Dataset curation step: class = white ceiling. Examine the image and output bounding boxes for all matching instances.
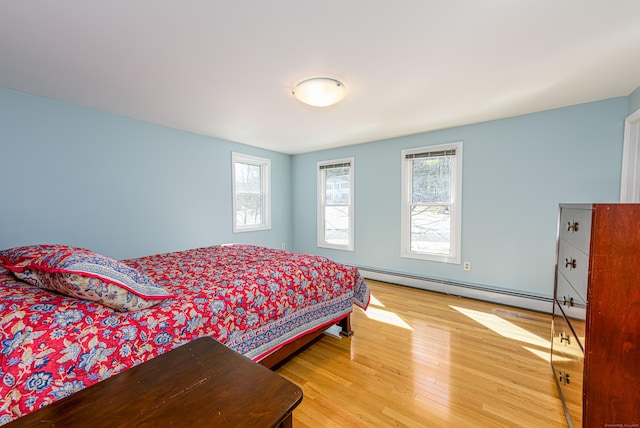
[1,1,640,155]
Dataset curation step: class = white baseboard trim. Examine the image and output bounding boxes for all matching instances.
[357,267,553,314]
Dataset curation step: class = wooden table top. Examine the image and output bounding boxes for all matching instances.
[7,337,303,427]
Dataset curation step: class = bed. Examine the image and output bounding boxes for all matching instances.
[0,243,370,425]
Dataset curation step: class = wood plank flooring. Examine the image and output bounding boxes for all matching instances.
[275,280,567,427]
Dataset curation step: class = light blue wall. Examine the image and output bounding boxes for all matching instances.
[0,85,629,299]
[292,98,628,298]
[629,85,640,114]
[0,87,292,260]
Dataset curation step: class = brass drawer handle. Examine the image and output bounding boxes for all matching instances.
[567,221,579,232]
[562,296,574,307]
[560,332,571,345]
[565,258,577,269]
[559,372,571,385]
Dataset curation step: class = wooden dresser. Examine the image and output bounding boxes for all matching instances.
[551,204,640,428]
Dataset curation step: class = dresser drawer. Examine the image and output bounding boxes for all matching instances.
[559,207,592,254]
[553,349,584,428]
[555,271,587,324]
[555,275,586,351]
[557,240,588,299]
[552,305,583,355]
[551,307,584,427]
[555,274,587,351]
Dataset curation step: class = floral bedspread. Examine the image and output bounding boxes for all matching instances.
[0,244,369,424]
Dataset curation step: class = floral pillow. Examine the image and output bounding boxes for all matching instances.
[0,244,174,311]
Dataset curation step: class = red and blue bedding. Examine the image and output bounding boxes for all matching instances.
[0,244,369,424]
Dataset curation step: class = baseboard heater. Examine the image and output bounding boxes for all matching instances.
[357,266,553,314]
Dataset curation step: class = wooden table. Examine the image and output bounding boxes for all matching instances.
[7,337,303,427]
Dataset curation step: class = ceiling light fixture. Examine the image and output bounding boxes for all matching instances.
[292,77,346,107]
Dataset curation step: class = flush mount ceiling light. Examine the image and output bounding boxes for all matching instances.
[292,77,346,107]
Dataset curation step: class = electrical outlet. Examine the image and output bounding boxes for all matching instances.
[463,261,471,271]
[281,242,286,250]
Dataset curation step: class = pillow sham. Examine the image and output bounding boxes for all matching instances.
[0,244,174,311]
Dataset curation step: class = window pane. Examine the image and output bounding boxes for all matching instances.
[324,205,350,245]
[412,157,451,204]
[236,194,263,226]
[410,205,451,255]
[325,167,350,204]
[235,163,262,193]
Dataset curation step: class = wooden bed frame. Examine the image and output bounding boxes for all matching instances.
[258,314,353,368]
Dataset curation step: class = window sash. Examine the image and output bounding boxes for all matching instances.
[235,193,264,226]
[317,158,354,251]
[409,203,452,255]
[410,155,453,205]
[401,143,462,263]
[232,153,270,232]
[323,204,350,246]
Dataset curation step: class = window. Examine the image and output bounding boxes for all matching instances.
[401,142,462,263]
[317,157,354,251]
[232,152,270,232]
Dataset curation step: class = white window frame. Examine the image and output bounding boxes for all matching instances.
[232,152,271,233]
[620,107,640,202]
[401,142,462,263]
[317,157,355,251]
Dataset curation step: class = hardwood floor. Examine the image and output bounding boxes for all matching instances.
[275,280,567,427]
